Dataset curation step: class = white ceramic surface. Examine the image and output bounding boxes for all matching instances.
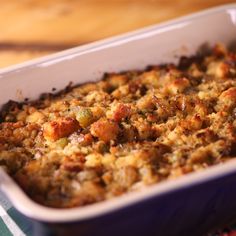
[0,3,236,223]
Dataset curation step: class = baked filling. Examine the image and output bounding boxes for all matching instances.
[0,44,236,208]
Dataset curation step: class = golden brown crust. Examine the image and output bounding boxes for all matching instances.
[1,44,236,208]
[43,117,80,141]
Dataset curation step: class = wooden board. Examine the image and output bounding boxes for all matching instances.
[0,0,235,68]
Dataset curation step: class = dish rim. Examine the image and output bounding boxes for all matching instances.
[0,3,235,75]
[0,3,236,222]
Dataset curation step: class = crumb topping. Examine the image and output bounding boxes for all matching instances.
[0,44,236,208]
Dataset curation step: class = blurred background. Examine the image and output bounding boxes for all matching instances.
[0,0,235,68]
[1,1,236,235]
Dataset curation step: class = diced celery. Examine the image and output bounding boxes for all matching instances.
[76,108,93,128]
[57,137,68,148]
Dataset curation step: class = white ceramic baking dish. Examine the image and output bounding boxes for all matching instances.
[1,4,236,236]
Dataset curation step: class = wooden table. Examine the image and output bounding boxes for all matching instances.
[0,0,235,68]
[1,1,236,235]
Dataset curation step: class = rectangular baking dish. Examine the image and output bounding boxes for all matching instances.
[1,4,236,236]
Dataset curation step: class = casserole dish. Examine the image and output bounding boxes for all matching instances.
[1,4,236,235]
